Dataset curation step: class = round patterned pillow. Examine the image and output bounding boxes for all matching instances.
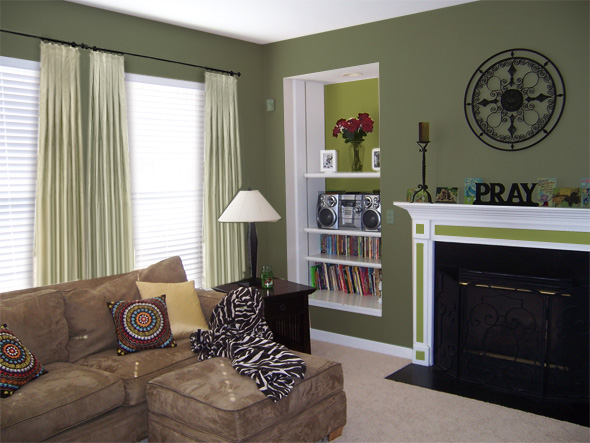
[107,295,176,355]
[0,324,47,397]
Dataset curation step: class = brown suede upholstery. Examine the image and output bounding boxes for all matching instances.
[1,362,124,442]
[76,339,200,406]
[0,257,346,442]
[146,353,347,442]
[0,289,69,364]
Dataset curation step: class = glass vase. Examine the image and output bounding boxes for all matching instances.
[349,141,364,172]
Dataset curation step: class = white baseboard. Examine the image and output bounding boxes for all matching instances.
[310,328,413,359]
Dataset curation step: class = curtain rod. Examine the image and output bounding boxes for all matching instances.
[0,29,241,77]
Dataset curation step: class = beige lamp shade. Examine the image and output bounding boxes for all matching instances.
[218,190,281,223]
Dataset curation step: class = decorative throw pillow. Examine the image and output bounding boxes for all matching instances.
[0,324,47,397]
[107,296,176,356]
[136,281,209,339]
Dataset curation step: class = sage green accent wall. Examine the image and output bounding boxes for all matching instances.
[324,79,380,192]
[435,226,590,245]
[2,0,588,349]
[0,0,271,279]
[415,243,424,344]
[262,1,588,348]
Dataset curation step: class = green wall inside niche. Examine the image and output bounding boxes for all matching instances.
[324,78,380,193]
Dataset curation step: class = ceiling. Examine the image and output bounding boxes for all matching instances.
[65,0,478,45]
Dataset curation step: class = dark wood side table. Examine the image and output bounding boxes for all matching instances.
[213,278,314,354]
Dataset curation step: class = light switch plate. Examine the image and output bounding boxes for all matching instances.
[386,209,394,224]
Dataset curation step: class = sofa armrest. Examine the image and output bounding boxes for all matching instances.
[196,289,224,324]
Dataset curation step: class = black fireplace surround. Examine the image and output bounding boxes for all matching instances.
[389,242,589,426]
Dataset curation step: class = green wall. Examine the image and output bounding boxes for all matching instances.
[0,0,269,281]
[324,79,380,193]
[262,0,589,347]
[2,0,588,349]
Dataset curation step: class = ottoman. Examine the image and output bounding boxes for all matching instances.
[146,352,346,442]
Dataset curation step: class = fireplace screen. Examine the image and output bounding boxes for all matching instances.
[434,243,589,402]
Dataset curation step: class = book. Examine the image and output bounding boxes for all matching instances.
[581,178,590,208]
[537,178,556,206]
[464,178,482,204]
[552,187,581,208]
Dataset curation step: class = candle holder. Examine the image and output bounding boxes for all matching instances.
[411,141,433,203]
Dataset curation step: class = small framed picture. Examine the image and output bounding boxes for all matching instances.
[371,148,380,171]
[320,150,337,172]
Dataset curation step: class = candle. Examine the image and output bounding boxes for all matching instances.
[418,122,430,142]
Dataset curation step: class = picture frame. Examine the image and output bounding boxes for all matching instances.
[435,187,458,204]
[320,149,337,172]
[371,148,380,171]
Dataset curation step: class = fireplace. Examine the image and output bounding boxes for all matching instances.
[434,242,589,401]
[390,203,590,425]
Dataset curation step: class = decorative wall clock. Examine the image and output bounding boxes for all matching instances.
[464,48,565,151]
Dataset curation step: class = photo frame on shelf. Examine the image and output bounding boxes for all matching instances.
[371,148,380,171]
[320,149,337,172]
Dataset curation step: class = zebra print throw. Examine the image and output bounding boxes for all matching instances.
[190,286,306,401]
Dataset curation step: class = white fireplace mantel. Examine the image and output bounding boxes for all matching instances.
[394,202,590,366]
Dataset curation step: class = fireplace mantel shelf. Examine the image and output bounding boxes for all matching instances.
[394,201,590,367]
[394,202,590,232]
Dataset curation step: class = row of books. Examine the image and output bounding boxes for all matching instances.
[310,263,382,297]
[320,234,381,259]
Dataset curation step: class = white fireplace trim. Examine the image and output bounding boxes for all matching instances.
[394,202,590,366]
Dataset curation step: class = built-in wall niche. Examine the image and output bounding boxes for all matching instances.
[284,63,383,316]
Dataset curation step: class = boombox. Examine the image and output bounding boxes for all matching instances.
[316,193,340,229]
[316,193,381,231]
[361,194,381,231]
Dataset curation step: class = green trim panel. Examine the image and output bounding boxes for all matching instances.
[415,350,425,361]
[415,243,424,343]
[416,224,425,235]
[435,225,590,245]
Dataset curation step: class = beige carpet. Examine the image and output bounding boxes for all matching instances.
[310,339,589,443]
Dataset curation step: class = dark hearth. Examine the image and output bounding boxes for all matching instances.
[387,242,589,427]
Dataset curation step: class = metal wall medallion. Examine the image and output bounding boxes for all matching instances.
[464,49,565,151]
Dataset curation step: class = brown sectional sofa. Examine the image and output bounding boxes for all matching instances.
[0,257,346,442]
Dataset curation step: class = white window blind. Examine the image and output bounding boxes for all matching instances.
[0,57,40,292]
[126,74,205,287]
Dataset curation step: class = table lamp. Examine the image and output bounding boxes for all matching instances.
[218,189,281,286]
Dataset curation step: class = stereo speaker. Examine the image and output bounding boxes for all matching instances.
[316,194,339,229]
[362,194,381,231]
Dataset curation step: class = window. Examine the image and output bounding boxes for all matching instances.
[0,57,40,292]
[0,59,205,292]
[126,74,205,287]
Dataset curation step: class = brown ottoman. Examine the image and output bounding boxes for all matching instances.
[146,352,346,442]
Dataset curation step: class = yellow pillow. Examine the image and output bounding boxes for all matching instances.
[136,281,208,339]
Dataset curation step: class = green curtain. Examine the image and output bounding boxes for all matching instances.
[203,72,246,288]
[86,51,134,278]
[34,42,86,286]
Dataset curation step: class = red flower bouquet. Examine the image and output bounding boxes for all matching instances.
[332,113,374,143]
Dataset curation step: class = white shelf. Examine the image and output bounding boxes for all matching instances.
[309,290,382,317]
[305,172,380,179]
[306,253,381,269]
[305,227,381,238]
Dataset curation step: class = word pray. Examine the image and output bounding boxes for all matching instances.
[474,183,538,206]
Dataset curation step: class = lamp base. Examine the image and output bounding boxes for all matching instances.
[237,277,262,287]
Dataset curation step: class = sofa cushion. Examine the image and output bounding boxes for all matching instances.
[0,324,47,397]
[64,256,189,363]
[0,361,124,442]
[138,255,188,283]
[146,352,345,442]
[108,295,177,356]
[0,289,69,364]
[64,272,140,362]
[75,338,199,406]
[137,281,209,339]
